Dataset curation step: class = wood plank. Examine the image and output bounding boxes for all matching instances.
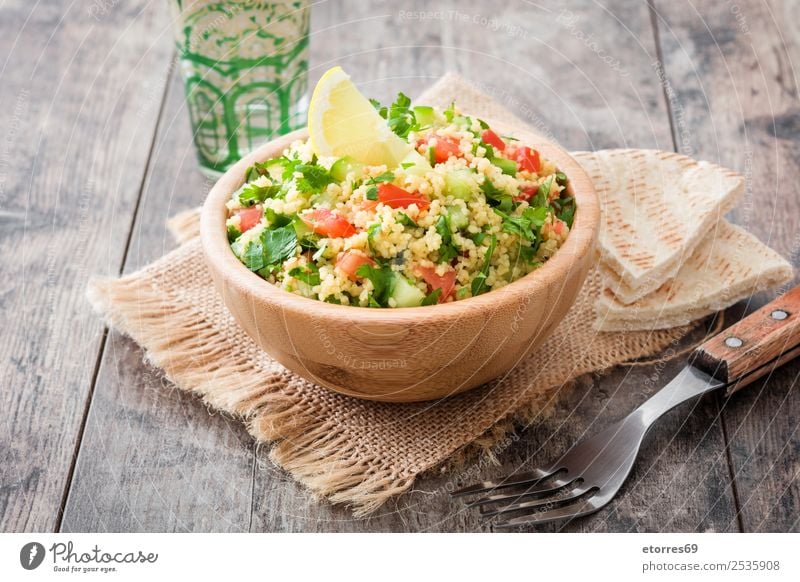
[60,72,256,532]
[653,0,800,532]
[244,0,739,532]
[0,0,174,532]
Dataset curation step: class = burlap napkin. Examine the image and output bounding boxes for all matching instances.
[88,74,695,515]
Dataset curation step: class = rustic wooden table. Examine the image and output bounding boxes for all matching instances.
[2,0,798,533]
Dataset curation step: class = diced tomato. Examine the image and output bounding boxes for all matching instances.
[481,129,505,151]
[336,250,375,280]
[514,185,539,203]
[418,135,462,164]
[237,206,263,232]
[514,146,541,173]
[302,208,357,238]
[376,183,430,211]
[415,266,457,302]
[554,220,565,235]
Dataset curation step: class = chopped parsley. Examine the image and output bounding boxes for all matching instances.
[239,225,298,271]
[227,223,242,243]
[289,263,321,286]
[371,93,416,139]
[356,263,395,307]
[480,179,514,212]
[435,215,459,263]
[471,235,497,297]
[494,206,548,241]
[236,182,281,206]
[295,163,334,195]
[421,288,442,306]
[397,212,418,228]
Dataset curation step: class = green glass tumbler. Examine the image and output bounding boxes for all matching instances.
[170,0,310,176]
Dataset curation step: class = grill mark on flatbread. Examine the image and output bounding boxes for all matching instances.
[573,149,745,300]
[594,221,793,331]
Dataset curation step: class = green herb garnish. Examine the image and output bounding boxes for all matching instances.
[240,225,298,271]
[421,288,442,306]
[356,263,396,307]
[295,164,334,195]
[236,182,281,206]
[371,93,416,139]
[471,235,496,297]
[480,179,514,212]
[289,263,321,286]
[397,212,418,228]
[227,223,242,243]
[435,215,459,263]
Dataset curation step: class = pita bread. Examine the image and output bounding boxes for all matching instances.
[594,220,793,332]
[573,149,744,304]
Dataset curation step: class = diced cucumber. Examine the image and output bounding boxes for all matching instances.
[492,157,518,176]
[447,205,469,230]
[291,214,312,238]
[444,168,475,201]
[266,161,285,182]
[330,156,364,182]
[452,115,471,129]
[311,189,338,208]
[413,105,436,127]
[400,149,432,176]
[390,274,425,307]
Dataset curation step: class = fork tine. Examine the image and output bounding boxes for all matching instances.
[450,467,556,498]
[493,496,605,529]
[467,477,575,509]
[480,485,592,517]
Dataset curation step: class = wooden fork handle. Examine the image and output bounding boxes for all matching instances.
[692,284,800,394]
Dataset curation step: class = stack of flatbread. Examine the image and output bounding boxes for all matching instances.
[572,149,794,332]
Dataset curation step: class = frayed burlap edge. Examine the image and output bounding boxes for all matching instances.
[87,268,419,515]
[86,73,705,515]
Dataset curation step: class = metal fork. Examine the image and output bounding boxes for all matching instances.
[452,286,800,529]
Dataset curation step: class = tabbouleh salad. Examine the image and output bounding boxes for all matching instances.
[225,96,575,308]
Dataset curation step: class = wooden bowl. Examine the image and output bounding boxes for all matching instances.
[200,120,599,402]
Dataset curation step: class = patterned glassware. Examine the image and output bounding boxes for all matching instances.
[170,0,310,176]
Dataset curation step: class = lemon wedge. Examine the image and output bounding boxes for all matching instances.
[308,66,412,167]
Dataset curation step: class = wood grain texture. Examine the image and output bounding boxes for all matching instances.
[694,284,800,387]
[0,0,173,531]
[245,0,740,532]
[59,74,255,533]
[653,0,800,532]
[5,0,797,533]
